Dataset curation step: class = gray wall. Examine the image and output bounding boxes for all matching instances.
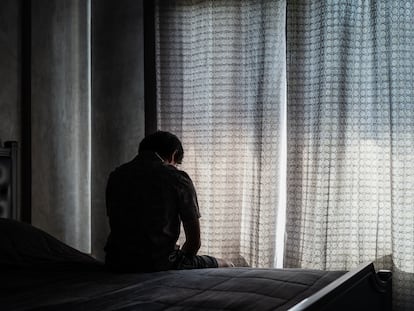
[91,0,145,259]
[0,0,22,144]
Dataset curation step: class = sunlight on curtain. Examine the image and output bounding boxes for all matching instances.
[285,1,414,309]
[155,0,286,268]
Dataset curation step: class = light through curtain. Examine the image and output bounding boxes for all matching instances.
[155,0,286,267]
[285,1,414,309]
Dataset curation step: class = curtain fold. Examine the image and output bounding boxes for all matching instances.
[155,0,286,268]
[91,0,145,261]
[285,1,413,309]
[31,0,91,253]
[30,0,146,258]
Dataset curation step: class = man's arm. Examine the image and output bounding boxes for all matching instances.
[181,218,201,256]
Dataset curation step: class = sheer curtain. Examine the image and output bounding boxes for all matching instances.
[155,0,286,267]
[285,1,414,309]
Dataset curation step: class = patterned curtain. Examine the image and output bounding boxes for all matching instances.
[285,1,414,309]
[155,0,286,268]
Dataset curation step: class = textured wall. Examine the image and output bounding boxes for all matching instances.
[0,0,21,144]
[91,0,145,260]
[31,0,91,252]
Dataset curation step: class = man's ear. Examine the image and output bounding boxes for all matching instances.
[171,149,178,163]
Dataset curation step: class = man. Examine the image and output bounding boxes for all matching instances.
[104,131,232,272]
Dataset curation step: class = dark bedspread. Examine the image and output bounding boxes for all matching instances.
[2,265,345,311]
[0,219,345,311]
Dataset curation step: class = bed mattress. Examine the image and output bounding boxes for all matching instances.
[2,264,345,310]
[0,218,345,311]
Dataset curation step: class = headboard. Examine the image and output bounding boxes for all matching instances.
[0,141,18,219]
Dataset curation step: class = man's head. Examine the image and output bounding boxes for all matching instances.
[139,131,184,165]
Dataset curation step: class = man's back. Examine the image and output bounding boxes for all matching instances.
[104,150,200,272]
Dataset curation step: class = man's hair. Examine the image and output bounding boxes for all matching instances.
[138,131,184,164]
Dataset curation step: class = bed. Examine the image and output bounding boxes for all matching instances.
[0,218,391,311]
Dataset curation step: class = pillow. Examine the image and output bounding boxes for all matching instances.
[0,218,100,267]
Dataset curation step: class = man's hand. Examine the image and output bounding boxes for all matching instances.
[181,218,201,256]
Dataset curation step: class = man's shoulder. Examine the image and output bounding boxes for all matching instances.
[109,160,179,180]
[109,160,137,176]
[108,158,192,183]
[170,169,196,191]
[174,169,191,180]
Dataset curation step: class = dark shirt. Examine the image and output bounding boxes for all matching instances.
[104,151,200,272]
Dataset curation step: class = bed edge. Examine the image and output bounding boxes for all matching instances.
[287,262,392,311]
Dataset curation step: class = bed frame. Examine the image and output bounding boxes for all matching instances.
[290,262,392,310]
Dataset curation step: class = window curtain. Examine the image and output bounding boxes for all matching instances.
[31,0,92,253]
[155,0,286,267]
[91,0,145,260]
[30,0,146,258]
[285,1,413,309]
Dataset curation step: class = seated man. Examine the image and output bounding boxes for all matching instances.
[104,131,233,272]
